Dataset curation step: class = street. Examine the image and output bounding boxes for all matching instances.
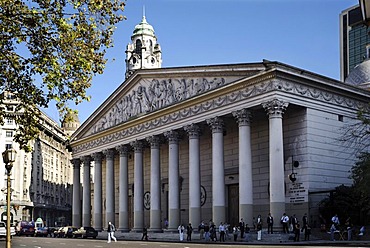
[5,236,369,248]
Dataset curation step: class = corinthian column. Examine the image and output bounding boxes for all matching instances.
[147,135,162,232]
[262,98,289,228]
[206,117,225,225]
[103,149,116,226]
[164,130,180,231]
[116,145,130,232]
[82,156,92,227]
[92,152,103,231]
[184,124,201,228]
[71,158,81,227]
[233,109,253,227]
[131,140,144,232]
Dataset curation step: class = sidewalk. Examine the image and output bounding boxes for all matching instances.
[97,229,370,246]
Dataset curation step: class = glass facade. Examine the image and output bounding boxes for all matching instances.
[340,5,370,81]
[348,25,370,72]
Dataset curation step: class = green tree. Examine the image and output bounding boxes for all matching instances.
[350,152,370,203]
[0,0,126,151]
[319,153,370,226]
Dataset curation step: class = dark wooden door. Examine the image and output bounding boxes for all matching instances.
[228,184,239,226]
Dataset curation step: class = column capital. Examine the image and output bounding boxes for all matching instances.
[92,152,103,162]
[116,145,129,156]
[103,149,115,160]
[71,158,81,168]
[82,155,92,165]
[262,99,289,118]
[147,135,161,149]
[184,124,201,138]
[130,140,144,152]
[206,117,224,133]
[164,130,180,144]
[233,109,252,126]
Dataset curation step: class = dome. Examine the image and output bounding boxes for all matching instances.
[132,16,155,37]
[61,111,80,133]
[345,59,370,87]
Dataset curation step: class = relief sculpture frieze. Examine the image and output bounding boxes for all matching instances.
[89,77,228,134]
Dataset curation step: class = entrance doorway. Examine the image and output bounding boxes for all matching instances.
[228,184,239,226]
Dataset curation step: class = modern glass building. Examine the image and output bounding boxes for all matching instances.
[340,4,370,81]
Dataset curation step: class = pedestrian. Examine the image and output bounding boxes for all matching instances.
[281,213,289,234]
[291,214,298,234]
[330,223,336,241]
[209,222,217,241]
[219,222,225,242]
[331,214,340,227]
[267,212,273,234]
[239,218,245,239]
[204,223,210,242]
[178,224,185,241]
[224,222,230,240]
[107,221,117,243]
[232,225,239,241]
[256,215,262,241]
[345,217,353,241]
[294,222,300,242]
[164,218,168,229]
[304,224,311,241]
[301,213,308,240]
[141,226,148,241]
[186,223,193,241]
[198,221,205,240]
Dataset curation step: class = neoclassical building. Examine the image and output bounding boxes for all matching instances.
[69,16,370,232]
[0,92,79,226]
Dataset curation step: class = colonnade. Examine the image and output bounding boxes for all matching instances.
[71,99,288,232]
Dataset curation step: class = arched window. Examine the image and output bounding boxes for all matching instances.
[135,39,142,57]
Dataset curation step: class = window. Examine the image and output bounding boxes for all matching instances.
[5,131,13,137]
[5,144,12,150]
[135,39,142,56]
[6,106,14,111]
[6,118,13,125]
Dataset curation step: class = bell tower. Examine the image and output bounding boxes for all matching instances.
[125,14,162,79]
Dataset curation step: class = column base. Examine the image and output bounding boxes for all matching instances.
[117,228,130,232]
[213,205,225,226]
[239,203,253,226]
[270,201,285,229]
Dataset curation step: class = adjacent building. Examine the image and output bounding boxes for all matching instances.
[69,15,370,232]
[0,91,79,227]
[340,4,370,81]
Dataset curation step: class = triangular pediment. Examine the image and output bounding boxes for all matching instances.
[72,63,266,140]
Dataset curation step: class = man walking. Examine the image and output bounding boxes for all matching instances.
[107,221,117,243]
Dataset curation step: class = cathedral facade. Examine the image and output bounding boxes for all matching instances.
[69,16,370,232]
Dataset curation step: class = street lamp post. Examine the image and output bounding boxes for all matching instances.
[2,148,17,248]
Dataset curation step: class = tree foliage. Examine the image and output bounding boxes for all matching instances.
[319,153,370,226]
[318,184,370,226]
[350,152,370,201]
[0,0,126,151]
[340,108,370,155]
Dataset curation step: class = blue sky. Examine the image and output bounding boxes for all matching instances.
[44,0,359,124]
